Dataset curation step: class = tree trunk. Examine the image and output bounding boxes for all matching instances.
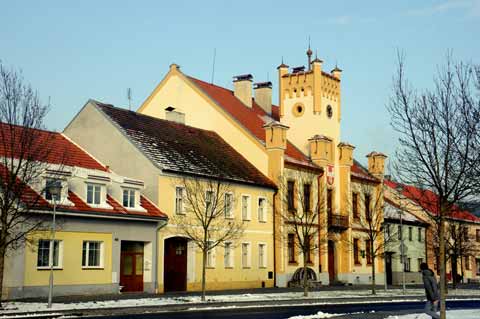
[303,252,309,297]
[0,245,5,309]
[371,255,376,295]
[451,255,458,289]
[201,248,207,302]
[439,216,446,319]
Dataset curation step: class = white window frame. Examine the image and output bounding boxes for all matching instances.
[36,239,63,269]
[86,183,102,206]
[206,240,216,268]
[258,243,267,268]
[122,188,136,208]
[257,197,267,223]
[241,195,251,221]
[224,241,234,268]
[82,241,104,269]
[242,242,251,268]
[175,186,185,215]
[224,192,234,219]
[205,190,215,214]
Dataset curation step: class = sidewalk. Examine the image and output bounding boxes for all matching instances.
[1,285,479,318]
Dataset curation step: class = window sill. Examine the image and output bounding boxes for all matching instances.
[242,219,251,222]
[224,266,234,269]
[354,262,362,266]
[225,216,234,220]
[288,261,298,266]
[206,266,216,269]
[259,266,267,269]
[82,266,104,270]
[37,267,63,270]
[242,266,251,269]
[259,220,267,223]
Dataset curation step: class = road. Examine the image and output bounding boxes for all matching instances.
[85,299,480,319]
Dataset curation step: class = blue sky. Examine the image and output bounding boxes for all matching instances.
[1,0,479,164]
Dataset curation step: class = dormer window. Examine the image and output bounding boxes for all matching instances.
[87,184,101,205]
[123,188,136,208]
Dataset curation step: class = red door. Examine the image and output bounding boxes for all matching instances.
[328,241,335,284]
[120,252,144,292]
[164,237,187,292]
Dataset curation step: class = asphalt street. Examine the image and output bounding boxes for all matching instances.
[84,299,480,319]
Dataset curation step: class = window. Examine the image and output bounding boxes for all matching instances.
[408,227,413,241]
[242,195,251,220]
[287,181,295,211]
[82,241,103,268]
[206,241,215,268]
[326,105,333,118]
[86,184,101,205]
[305,235,313,263]
[242,243,251,268]
[175,187,184,214]
[366,240,372,265]
[224,193,233,218]
[258,243,267,268]
[465,256,471,270]
[476,229,480,242]
[45,179,62,201]
[365,194,371,221]
[398,225,402,240]
[205,190,214,214]
[327,189,333,215]
[385,224,391,240]
[353,239,360,265]
[224,242,233,268]
[418,228,422,242]
[418,258,423,271]
[476,258,480,275]
[288,234,296,263]
[37,240,61,268]
[123,189,135,208]
[463,228,469,241]
[405,257,411,272]
[352,193,359,219]
[303,184,311,212]
[258,197,267,222]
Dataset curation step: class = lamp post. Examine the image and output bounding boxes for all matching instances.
[399,209,406,294]
[47,182,62,309]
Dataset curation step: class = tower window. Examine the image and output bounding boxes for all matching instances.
[327,105,333,118]
[292,103,305,117]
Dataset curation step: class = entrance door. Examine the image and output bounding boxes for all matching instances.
[164,237,188,292]
[328,240,335,284]
[120,242,144,292]
[385,253,393,285]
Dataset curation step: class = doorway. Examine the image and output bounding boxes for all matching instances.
[120,241,144,292]
[164,237,188,292]
[385,252,393,285]
[328,240,336,284]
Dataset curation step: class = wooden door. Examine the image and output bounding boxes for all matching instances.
[328,241,335,284]
[164,237,187,292]
[120,252,144,292]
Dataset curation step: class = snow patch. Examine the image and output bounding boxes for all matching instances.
[288,311,342,318]
[384,309,480,319]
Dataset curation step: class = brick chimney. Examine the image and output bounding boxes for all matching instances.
[233,74,253,108]
[254,82,272,115]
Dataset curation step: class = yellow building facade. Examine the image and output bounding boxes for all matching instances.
[138,49,387,286]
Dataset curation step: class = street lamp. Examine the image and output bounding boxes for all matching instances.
[47,181,62,309]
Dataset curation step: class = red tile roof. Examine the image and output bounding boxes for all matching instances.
[351,160,380,183]
[187,76,319,170]
[385,179,480,223]
[0,123,107,171]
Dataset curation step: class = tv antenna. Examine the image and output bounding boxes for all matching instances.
[127,88,132,110]
[211,48,216,84]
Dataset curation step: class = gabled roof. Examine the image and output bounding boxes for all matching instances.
[186,76,320,171]
[92,101,276,189]
[0,122,107,171]
[384,179,480,223]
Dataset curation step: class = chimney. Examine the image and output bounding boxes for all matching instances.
[233,74,253,108]
[366,151,388,179]
[254,82,272,115]
[165,106,185,124]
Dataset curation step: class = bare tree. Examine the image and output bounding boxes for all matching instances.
[0,61,66,305]
[277,170,325,297]
[387,52,480,319]
[348,181,394,295]
[171,176,245,301]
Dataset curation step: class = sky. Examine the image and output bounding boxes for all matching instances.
[1,0,479,165]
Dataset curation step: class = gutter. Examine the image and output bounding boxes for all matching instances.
[31,209,167,222]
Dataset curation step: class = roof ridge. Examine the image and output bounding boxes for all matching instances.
[0,121,60,136]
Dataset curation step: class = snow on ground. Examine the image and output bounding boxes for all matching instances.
[1,289,480,315]
[287,311,343,318]
[384,309,480,319]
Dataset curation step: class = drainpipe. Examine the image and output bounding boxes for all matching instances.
[153,219,168,294]
[273,189,277,288]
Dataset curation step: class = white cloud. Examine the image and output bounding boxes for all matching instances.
[407,0,480,18]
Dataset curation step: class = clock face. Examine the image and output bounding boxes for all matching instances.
[327,105,333,118]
